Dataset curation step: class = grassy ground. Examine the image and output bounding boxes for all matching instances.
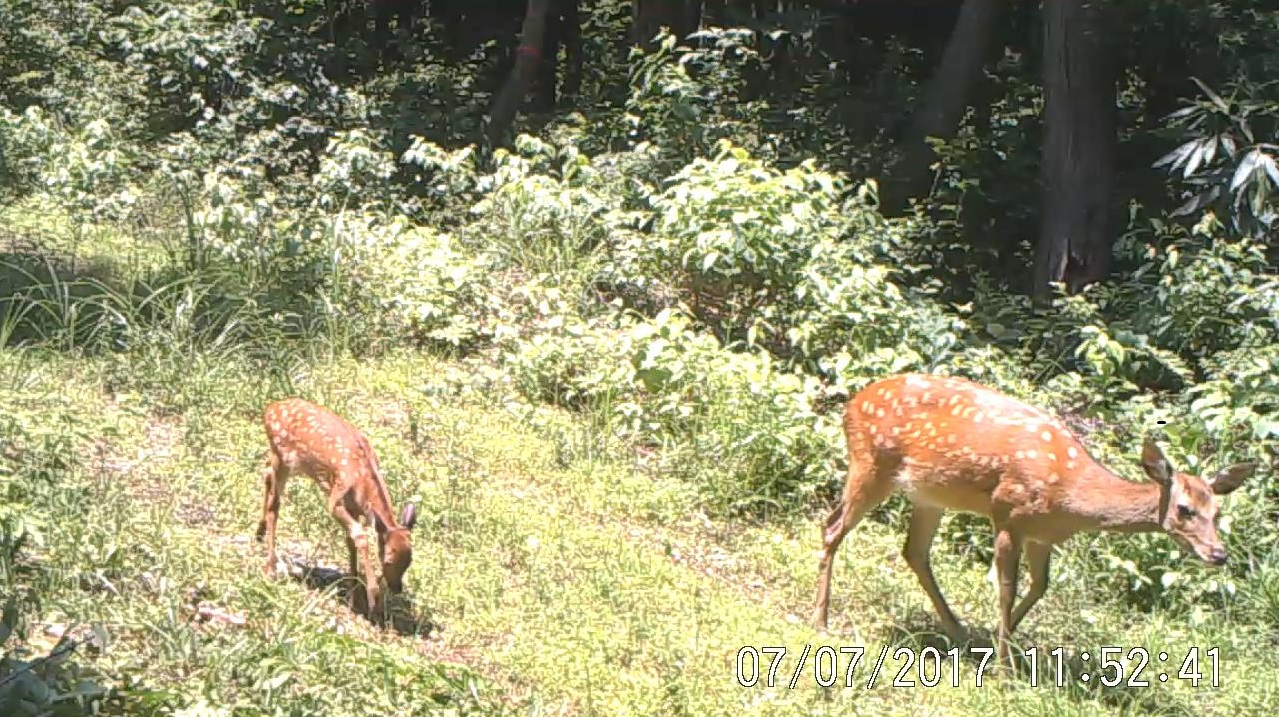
[1,199,1274,716]
[2,343,1275,717]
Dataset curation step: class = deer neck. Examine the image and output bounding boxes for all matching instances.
[1067,466,1166,534]
[355,470,401,536]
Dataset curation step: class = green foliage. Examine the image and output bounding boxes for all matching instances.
[507,305,842,515]
[0,390,121,716]
[605,140,963,387]
[1141,1,1279,240]
[622,29,769,167]
[105,0,273,136]
[333,214,501,352]
[0,109,139,220]
[0,602,112,717]
[1155,77,1279,239]
[466,135,612,282]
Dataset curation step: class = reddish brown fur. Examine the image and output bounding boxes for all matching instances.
[256,398,418,622]
[813,373,1254,665]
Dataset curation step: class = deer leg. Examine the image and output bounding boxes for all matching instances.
[902,504,966,641]
[1009,541,1051,635]
[343,533,364,613]
[812,451,893,630]
[328,496,380,620]
[993,528,1022,667]
[256,451,287,577]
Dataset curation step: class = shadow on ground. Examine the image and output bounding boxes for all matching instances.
[280,555,438,638]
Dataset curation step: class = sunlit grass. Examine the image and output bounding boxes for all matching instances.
[6,347,1269,716]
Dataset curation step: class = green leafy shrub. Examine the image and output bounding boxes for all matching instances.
[507,306,844,515]
[0,109,139,221]
[0,599,113,717]
[464,135,613,283]
[335,214,501,352]
[605,141,964,385]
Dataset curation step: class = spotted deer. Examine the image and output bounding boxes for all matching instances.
[813,373,1254,665]
[256,398,418,622]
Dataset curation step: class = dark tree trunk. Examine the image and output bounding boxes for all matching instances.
[704,0,724,26]
[881,0,999,215]
[485,0,551,147]
[431,0,464,61]
[1034,0,1118,300]
[563,0,583,100]
[532,0,562,112]
[685,0,703,34]
[397,0,416,33]
[831,0,858,84]
[374,0,391,60]
[632,0,690,48]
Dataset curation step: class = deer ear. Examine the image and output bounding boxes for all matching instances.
[1140,437,1173,485]
[1207,462,1254,495]
[399,502,418,530]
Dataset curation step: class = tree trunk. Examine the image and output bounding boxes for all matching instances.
[703,0,724,26]
[882,0,1000,215]
[1034,0,1118,300]
[431,0,463,61]
[484,0,551,148]
[532,0,561,112]
[563,0,583,100]
[685,0,703,35]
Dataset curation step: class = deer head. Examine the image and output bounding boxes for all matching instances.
[1139,437,1254,566]
[378,502,419,593]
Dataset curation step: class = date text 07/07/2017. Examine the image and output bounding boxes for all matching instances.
[733,645,1222,689]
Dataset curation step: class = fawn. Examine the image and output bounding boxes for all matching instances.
[813,373,1254,665]
[256,398,418,622]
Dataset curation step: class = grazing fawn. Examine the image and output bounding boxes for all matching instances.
[256,398,419,622]
[813,373,1254,665]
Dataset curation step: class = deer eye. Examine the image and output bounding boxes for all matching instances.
[1177,504,1197,520]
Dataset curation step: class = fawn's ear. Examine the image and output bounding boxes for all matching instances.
[1140,437,1174,486]
[1207,462,1254,495]
[399,502,418,530]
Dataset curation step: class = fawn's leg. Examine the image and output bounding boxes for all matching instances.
[256,451,287,576]
[813,442,894,630]
[902,504,966,641]
[343,534,364,613]
[328,495,379,619]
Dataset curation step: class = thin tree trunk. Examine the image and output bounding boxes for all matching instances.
[704,0,724,26]
[563,0,583,100]
[484,0,551,148]
[396,0,415,33]
[533,0,561,112]
[1034,0,1118,300]
[374,0,391,63]
[685,0,703,35]
[882,0,1000,215]
[431,0,463,61]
